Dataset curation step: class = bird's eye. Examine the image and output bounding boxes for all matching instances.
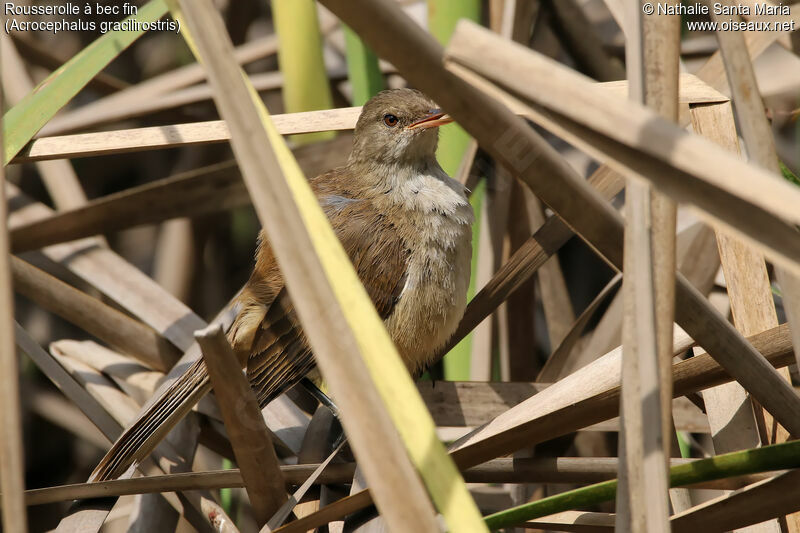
[383,114,399,127]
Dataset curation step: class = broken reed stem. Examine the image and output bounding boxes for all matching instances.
[195,325,287,526]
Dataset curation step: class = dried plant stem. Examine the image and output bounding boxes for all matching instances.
[0,84,28,533]
[0,34,90,210]
[616,9,680,531]
[12,109,361,164]
[440,41,800,438]
[445,27,800,274]
[318,0,800,441]
[39,34,283,136]
[17,456,776,508]
[196,325,287,525]
[6,182,205,350]
[483,439,800,531]
[269,321,797,531]
[10,75,724,165]
[11,257,179,372]
[443,164,624,358]
[706,14,800,530]
[671,470,800,533]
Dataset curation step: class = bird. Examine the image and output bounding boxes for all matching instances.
[91,88,474,482]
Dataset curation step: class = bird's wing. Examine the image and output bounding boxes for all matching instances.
[90,169,409,481]
[244,170,410,405]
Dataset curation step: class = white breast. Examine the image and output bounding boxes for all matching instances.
[382,165,474,373]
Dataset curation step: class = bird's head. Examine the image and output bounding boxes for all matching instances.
[349,88,453,168]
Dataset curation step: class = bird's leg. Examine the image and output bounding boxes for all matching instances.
[300,377,340,418]
[299,378,349,452]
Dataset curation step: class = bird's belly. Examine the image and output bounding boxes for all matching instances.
[384,219,472,374]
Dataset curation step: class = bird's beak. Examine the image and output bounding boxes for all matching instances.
[407,111,453,130]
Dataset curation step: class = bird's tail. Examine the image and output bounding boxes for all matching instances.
[90,358,212,482]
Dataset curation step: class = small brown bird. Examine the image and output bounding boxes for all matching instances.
[92,88,474,481]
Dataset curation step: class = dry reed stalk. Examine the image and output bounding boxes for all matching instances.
[441,54,800,440]
[642,8,682,474]
[615,7,678,529]
[472,1,536,384]
[547,0,624,81]
[18,456,778,508]
[38,33,286,136]
[0,82,29,533]
[1,34,91,210]
[264,442,345,530]
[10,75,724,165]
[6,182,206,350]
[10,135,351,253]
[271,321,797,531]
[522,511,615,532]
[84,305,307,503]
[695,0,800,92]
[7,178,276,533]
[11,257,180,371]
[152,217,195,303]
[51,341,162,406]
[3,46,192,528]
[13,108,361,163]
[470,169,513,380]
[50,345,190,477]
[172,1,467,530]
[44,357,181,533]
[703,14,800,530]
[318,0,800,444]
[711,4,800,380]
[445,163,624,356]
[419,381,708,432]
[50,342,236,533]
[502,185,545,382]
[525,193,575,349]
[537,274,622,381]
[541,222,718,385]
[449,321,794,468]
[196,325,287,525]
[444,28,800,275]
[292,407,338,523]
[15,325,122,440]
[671,469,800,532]
[692,94,783,509]
[54,71,288,130]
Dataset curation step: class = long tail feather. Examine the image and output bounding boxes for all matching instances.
[90,358,211,481]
